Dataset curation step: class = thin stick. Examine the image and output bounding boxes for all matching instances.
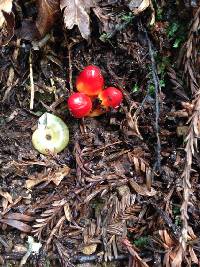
[29,52,34,110]
[143,25,161,173]
[2,252,128,263]
[68,42,74,94]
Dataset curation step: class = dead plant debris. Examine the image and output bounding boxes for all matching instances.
[0,1,200,267]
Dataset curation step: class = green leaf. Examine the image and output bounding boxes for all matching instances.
[132,84,139,93]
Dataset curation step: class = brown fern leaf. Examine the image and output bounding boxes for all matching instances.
[179,7,200,264]
[128,152,153,190]
[181,91,200,235]
[100,188,141,224]
[32,198,66,240]
[81,191,135,260]
[54,240,75,267]
[179,7,200,94]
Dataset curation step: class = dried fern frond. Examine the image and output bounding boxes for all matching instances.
[176,7,200,266]
[54,240,75,267]
[32,199,67,240]
[128,152,153,190]
[179,7,200,94]
[181,90,200,250]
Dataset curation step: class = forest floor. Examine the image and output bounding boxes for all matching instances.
[0,1,200,266]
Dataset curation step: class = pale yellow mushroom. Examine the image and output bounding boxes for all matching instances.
[32,113,69,155]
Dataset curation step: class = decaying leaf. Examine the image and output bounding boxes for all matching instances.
[0,10,15,45]
[92,6,110,33]
[60,0,95,39]
[36,0,60,38]
[0,0,12,27]
[26,165,70,189]
[0,218,32,232]
[0,189,13,212]
[0,207,32,234]
[54,240,73,266]
[129,179,157,196]
[171,245,183,267]
[0,0,15,45]
[122,106,143,139]
[128,0,150,15]
[64,203,72,222]
[82,243,97,255]
[17,0,60,40]
[159,230,175,248]
[4,212,34,222]
[0,189,13,204]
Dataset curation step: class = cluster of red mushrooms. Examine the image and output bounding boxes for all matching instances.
[67,65,123,118]
[32,65,123,155]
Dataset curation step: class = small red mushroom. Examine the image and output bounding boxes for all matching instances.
[98,87,123,109]
[76,65,104,96]
[67,92,92,118]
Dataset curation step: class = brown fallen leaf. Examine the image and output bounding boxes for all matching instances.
[159,230,175,249]
[0,0,12,27]
[16,19,39,41]
[4,213,35,222]
[16,0,60,40]
[171,245,183,267]
[0,189,13,204]
[60,0,95,39]
[0,10,15,45]
[36,0,60,38]
[129,179,157,196]
[64,203,72,222]
[0,0,15,45]
[26,165,70,189]
[122,105,143,139]
[0,218,32,233]
[0,189,13,212]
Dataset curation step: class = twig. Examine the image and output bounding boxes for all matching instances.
[73,254,128,264]
[2,252,128,263]
[67,42,74,94]
[142,25,161,173]
[29,52,34,110]
[134,91,151,117]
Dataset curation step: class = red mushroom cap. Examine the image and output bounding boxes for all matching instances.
[68,92,92,118]
[76,65,104,96]
[99,87,123,109]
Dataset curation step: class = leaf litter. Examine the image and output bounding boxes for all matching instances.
[0,1,200,267]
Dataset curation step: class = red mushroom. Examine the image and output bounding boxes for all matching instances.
[98,87,123,109]
[67,92,92,118]
[76,65,104,96]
